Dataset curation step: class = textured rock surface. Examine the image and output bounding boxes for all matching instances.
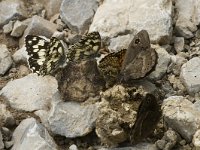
[90,0,172,44]
[0,74,58,111]
[0,44,13,75]
[11,20,28,37]
[0,104,15,127]
[180,57,200,95]
[193,129,200,149]
[162,96,200,142]
[148,45,171,80]
[12,46,28,63]
[174,37,185,53]
[60,0,99,33]
[0,0,27,27]
[0,130,4,150]
[3,21,14,34]
[48,92,99,138]
[11,118,58,150]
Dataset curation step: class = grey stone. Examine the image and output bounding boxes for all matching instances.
[4,140,14,149]
[148,45,171,80]
[12,118,58,150]
[19,15,57,47]
[1,127,12,142]
[108,34,134,52]
[0,0,27,27]
[162,96,200,142]
[175,0,200,38]
[0,74,58,111]
[3,21,14,34]
[193,130,200,149]
[69,144,78,150]
[0,130,4,150]
[175,17,197,39]
[180,57,200,95]
[60,0,99,33]
[12,46,28,63]
[11,20,28,37]
[0,44,13,75]
[174,37,184,53]
[45,0,62,19]
[48,92,99,138]
[90,0,173,44]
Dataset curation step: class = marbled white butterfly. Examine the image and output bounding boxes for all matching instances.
[25,32,101,76]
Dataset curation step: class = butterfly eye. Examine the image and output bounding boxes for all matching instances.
[135,38,140,44]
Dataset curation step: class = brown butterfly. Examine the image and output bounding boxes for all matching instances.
[98,30,157,85]
[130,93,162,144]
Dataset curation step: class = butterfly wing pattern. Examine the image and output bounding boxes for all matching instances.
[67,32,101,61]
[25,32,101,76]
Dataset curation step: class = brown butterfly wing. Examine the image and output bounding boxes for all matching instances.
[121,30,157,81]
[130,94,162,144]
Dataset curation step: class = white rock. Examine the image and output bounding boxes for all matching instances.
[180,57,200,95]
[193,130,200,149]
[174,37,184,53]
[0,74,58,111]
[108,34,134,52]
[11,20,28,37]
[69,144,78,150]
[90,0,173,44]
[48,92,99,138]
[12,46,28,63]
[0,0,27,27]
[12,118,58,150]
[175,0,200,38]
[148,45,171,80]
[3,20,14,34]
[162,96,200,142]
[60,0,99,33]
[0,44,13,75]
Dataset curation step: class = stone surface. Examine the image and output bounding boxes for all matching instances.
[3,21,14,34]
[57,60,105,102]
[156,129,179,150]
[0,44,13,75]
[11,118,58,150]
[148,45,171,80]
[108,34,134,52]
[0,130,4,150]
[0,103,15,127]
[48,92,99,138]
[60,0,99,33]
[90,0,172,44]
[162,96,200,142]
[175,0,200,38]
[45,0,62,19]
[12,46,28,64]
[0,74,58,111]
[0,0,27,27]
[180,57,200,95]
[20,15,57,47]
[174,37,184,53]
[11,20,28,37]
[193,129,200,149]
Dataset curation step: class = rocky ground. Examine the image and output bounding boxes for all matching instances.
[0,0,200,150]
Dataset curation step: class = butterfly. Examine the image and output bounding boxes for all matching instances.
[130,93,162,144]
[25,32,101,76]
[98,30,157,85]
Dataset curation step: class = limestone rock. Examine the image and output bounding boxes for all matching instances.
[90,0,173,44]
[60,0,99,33]
[48,92,99,138]
[46,0,62,19]
[11,118,58,150]
[174,37,185,53]
[193,130,200,149]
[0,130,4,150]
[148,45,171,80]
[0,0,27,27]
[12,46,28,64]
[0,103,15,127]
[11,20,28,37]
[0,44,13,75]
[162,96,200,142]
[0,74,58,111]
[180,57,200,95]
[3,21,14,34]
